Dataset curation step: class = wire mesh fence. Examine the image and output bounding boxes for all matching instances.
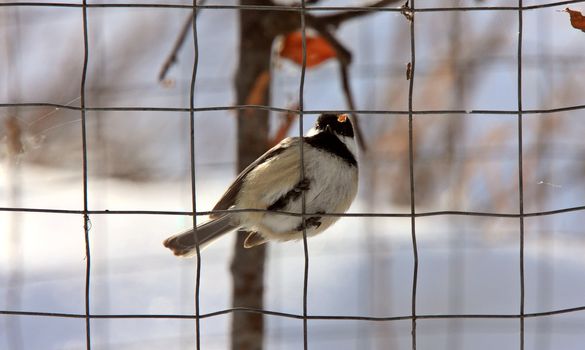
[2,0,585,349]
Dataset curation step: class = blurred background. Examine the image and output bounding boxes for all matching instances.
[2,0,585,349]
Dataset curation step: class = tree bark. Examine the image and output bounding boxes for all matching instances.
[230,1,275,349]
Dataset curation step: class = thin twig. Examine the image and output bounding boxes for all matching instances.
[339,63,367,150]
[268,105,298,148]
[304,16,367,149]
[305,14,352,65]
[317,0,403,28]
[158,0,206,82]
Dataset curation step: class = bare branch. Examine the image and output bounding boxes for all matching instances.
[158,0,207,82]
[268,105,297,148]
[5,116,24,157]
[304,15,367,150]
[339,63,367,151]
[305,14,352,65]
[244,70,271,106]
[158,15,192,81]
[317,0,403,28]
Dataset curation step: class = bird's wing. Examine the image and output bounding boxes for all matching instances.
[210,137,299,218]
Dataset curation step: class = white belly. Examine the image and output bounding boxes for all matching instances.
[256,152,358,241]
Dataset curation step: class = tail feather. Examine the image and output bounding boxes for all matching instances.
[163,214,238,257]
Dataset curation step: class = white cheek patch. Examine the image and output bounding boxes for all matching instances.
[338,135,358,159]
[306,127,319,137]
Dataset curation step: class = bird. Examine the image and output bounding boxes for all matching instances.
[163,113,358,257]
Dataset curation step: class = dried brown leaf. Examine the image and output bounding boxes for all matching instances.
[565,8,585,32]
[279,31,337,68]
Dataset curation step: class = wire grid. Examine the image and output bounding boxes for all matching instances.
[1,0,585,349]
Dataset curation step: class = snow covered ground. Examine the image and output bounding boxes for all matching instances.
[2,164,585,350]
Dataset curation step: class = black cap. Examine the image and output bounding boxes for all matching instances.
[314,114,354,138]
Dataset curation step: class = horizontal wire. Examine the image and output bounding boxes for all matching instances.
[2,305,585,321]
[1,103,585,116]
[0,1,584,11]
[2,205,585,218]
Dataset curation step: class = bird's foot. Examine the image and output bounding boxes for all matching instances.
[294,178,310,193]
[296,211,325,231]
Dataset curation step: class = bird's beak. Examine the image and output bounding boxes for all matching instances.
[325,124,333,133]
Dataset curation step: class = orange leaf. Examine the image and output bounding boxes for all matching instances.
[279,31,337,68]
[565,8,585,32]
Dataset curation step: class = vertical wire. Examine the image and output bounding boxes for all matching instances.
[298,0,309,349]
[517,1,526,349]
[181,3,205,348]
[80,1,92,349]
[407,1,418,349]
[189,1,202,349]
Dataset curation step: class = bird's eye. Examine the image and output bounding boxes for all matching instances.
[337,114,348,123]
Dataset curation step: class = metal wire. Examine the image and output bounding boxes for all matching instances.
[0,1,584,11]
[189,0,202,348]
[79,0,92,348]
[4,205,585,218]
[2,102,585,116]
[3,304,585,321]
[517,1,526,349]
[298,0,310,348]
[406,1,419,349]
[1,1,585,349]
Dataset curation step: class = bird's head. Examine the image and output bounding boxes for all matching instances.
[313,113,354,138]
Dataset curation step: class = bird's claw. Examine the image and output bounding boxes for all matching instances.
[294,179,310,193]
[305,216,322,229]
[296,212,324,231]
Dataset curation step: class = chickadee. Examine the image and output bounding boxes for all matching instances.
[163,113,358,257]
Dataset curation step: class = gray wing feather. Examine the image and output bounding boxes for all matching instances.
[210,137,298,217]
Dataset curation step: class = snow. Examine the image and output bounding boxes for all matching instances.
[2,165,585,349]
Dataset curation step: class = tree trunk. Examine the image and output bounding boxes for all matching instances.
[230,1,273,349]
